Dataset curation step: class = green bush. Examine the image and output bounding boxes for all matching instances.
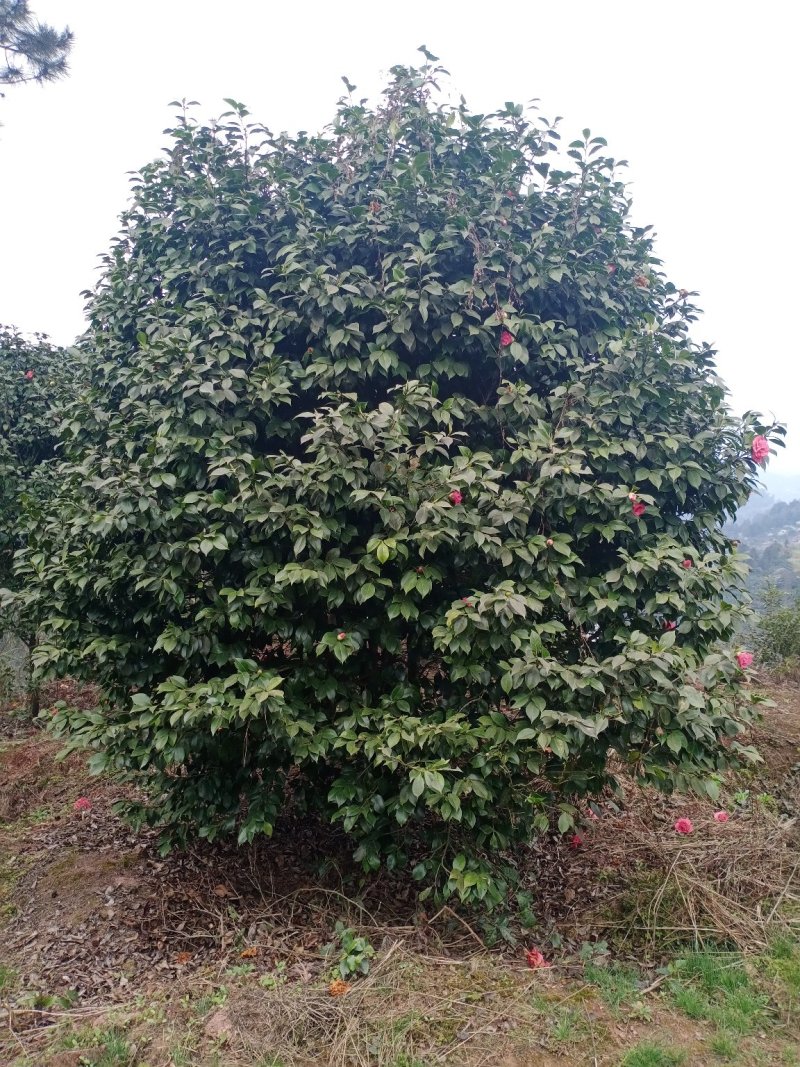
[749,581,800,667]
[17,55,781,904]
[0,325,81,626]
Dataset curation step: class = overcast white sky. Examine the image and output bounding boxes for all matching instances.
[2,1,798,479]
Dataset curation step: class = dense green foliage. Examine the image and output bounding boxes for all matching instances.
[0,1,72,87]
[0,325,78,607]
[17,56,782,904]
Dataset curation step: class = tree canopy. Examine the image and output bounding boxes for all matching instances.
[17,55,782,905]
[0,1,72,87]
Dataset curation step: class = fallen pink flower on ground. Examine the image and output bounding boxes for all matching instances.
[73,797,92,815]
[713,811,729,823]
[674,817,693,835]
[736,651,754,670]
[526,948,551,969]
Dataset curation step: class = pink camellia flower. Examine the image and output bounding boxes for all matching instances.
[736,651,754,670]
[628,492,638,502]
[751,435,770,464]
[337,632,346,641]
[681,559,692,569]
[526,948,551,969]
[674,817,694,835]
[546,538,554,547]
[461,597,472,604]
[663,620,677,631]
[448,489,463,505]
[632,501,646,518]
[500,329,514,347]
[713,811,729,823]
[24,369,35,380]
[73,797,92,815]
[568,833,583,850]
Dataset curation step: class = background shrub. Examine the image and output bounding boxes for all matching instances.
[0,326,82,706]
[0,325,76,598]
[747,581,800,670]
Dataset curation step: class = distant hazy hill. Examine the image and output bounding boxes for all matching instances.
[729,493,800,600]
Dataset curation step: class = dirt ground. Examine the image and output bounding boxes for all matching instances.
[1,680,799,1066]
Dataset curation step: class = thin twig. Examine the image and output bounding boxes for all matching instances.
[766,859,800,924]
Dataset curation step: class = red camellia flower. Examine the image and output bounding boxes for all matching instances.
[500,329,514,347]
[631,501,646,517]
[73,797,92,815]
[736,650,754,670]
[751,435,770,464]
[663,620,677,631]
[24,369,35,380]
[448,489,463,505]
[681,559,692,569]
[568,833,583,850]
[674,817,693,835]
[713,811,729,823]
[526,948,551,969]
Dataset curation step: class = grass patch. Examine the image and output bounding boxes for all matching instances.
[764,936,800,1008]
[59,1025,134,1066]
[548,1005,594,1044]
[708,1031,739,1060]
[620,1042,687,1067]
[585,961,641,1011]
[0,964,17,992]
[668,951,769,1036]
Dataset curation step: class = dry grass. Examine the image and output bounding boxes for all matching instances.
[230,941,586,1067]
[565,785,800,956]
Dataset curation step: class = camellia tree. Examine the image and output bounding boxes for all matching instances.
[17,54,782,904]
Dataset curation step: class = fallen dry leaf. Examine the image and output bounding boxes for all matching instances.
[175,951,192,965]
[328,978,350,997]
[240,946,259,958]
